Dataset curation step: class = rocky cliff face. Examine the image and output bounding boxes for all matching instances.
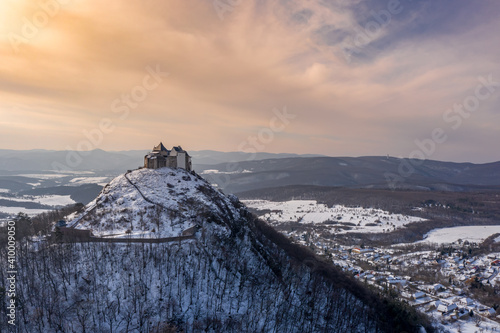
[1,168,429,332]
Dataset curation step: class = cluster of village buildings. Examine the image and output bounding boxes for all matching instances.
[284,228,500,326]
[327,244,500,324]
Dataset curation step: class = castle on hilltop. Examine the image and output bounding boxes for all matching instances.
[144,142,192,171]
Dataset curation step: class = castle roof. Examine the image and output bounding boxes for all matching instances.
[172,146,190,156]
[153,142,169,152]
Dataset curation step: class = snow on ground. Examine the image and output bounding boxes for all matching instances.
[454,320,500,333]
[101,230,157,239]
[419,226,500,244]
[69,177,109,185]
[0,207,49,216]
[0,196,35,202]
[74,168,236,239]
[0,195,75,206]
[18,173,69,179]
[243,200,425,234]
[51,170,94,174]
[428,309,500,333]
[0,195,76,221]
[36,195,75,206]
[200,169,252,175]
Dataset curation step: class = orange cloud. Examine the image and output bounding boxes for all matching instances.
[0,0,499,162]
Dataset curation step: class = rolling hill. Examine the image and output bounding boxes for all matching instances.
[196,156,500,193]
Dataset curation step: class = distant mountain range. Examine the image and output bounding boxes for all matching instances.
[0,149,322,173]
[197,156,500,193]
[1,149,499,193]
[0,149,141,173]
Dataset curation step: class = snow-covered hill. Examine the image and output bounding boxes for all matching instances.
[1,168,431,332]
[72,168,235,239]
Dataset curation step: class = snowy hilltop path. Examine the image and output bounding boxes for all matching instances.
[123,170,174,214]
[68,168,226,239]
[64,169,204,243]
[68,202,97,229]
[69,169,178,231]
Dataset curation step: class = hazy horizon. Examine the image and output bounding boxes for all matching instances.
[1,147,500,165]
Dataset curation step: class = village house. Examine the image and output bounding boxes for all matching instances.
[412,291,426,300]
[459,297,474,307]
[352,247,361,254]
[437,303,458,314]
[431,283,446,293]
[144,142,192,171]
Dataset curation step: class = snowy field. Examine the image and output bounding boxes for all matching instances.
[0,195,76,220]
[0,194,75,206]
[0,207,49,216]
[419,226,500,245]
[242,200,425,234]
[69,177,110,186]
[200,169,252,175]
[18,173,69,179]
[36,195,75,206]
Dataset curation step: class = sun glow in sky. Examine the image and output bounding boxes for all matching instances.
[0,0,499,162]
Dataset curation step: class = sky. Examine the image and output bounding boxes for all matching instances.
[0,0,499,163]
